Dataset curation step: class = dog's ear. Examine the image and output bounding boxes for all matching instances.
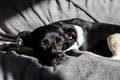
[63,27,77,41]
[16,31,31,50]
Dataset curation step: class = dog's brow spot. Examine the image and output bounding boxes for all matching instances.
[56,37,63,43]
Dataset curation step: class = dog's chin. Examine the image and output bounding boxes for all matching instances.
[51,55,68,66]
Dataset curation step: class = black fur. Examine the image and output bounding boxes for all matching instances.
[16,18,120,65]
[17,23,77,66]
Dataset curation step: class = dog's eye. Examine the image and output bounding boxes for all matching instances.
[40,39,49,48]
[56,38,63,43]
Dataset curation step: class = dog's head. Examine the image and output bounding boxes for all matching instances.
[16,24,77,66]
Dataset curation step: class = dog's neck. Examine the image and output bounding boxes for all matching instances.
[64,25,84,52]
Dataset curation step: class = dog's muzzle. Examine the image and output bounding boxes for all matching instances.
[56,52,66,61]
[52,52,68,66]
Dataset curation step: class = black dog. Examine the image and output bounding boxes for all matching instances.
[17,22,78,66]
[16,18,120,66]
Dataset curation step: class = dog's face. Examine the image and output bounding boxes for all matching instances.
[30,25,77,66]
[17,24,77,66]
[37,31,68,66]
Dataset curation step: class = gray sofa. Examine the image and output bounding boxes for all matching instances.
[1,0,120,42]
[0,0,120,80]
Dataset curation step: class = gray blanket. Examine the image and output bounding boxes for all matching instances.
[0,0,120,42]
[1,50,120,80]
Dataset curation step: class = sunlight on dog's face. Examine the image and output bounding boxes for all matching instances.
[38,28,77,54]
[16,25,77,66]
[37,31,69,66]
[40,32,66,53]
[36,28,77,66]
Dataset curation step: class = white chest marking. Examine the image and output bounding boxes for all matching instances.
[64,25,84,52]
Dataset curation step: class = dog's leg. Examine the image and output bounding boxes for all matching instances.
[65,49,101,58]
[65,49,86,57]
[16,31,31,49]
[87,23,120,56]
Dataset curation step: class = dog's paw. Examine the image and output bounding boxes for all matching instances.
[107,33,120,59]
[0,42,16,51]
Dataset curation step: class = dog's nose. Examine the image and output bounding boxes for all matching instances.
[56,52,65,61]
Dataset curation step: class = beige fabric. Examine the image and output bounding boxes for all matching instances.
[1,50,120,80]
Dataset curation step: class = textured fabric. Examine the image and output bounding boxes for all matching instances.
[0,0,120,42]
[1,50,120,80]
[0,0,120,80]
